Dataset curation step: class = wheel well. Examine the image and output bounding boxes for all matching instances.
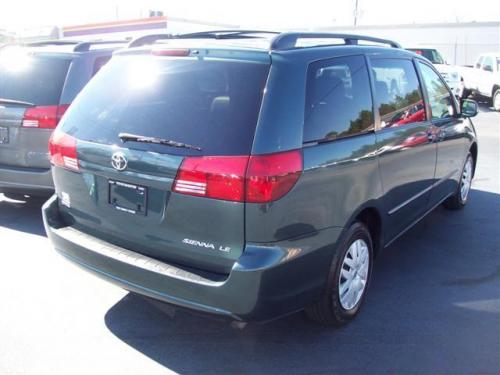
[470,143,478,177]
[356,208,382,256]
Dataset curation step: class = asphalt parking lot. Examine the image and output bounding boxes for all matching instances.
[0,102,499,375]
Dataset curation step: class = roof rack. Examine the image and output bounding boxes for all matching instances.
[26,40,81,47]
[270,32,401,50]
[127,30,279,48]
[127,34,173,48]
[126,30,401,51]
[73,40,128,52]
[24,39,128,52]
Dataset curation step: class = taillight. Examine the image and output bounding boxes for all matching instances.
[48,130,79,171]
[246,151,303,203]
[172,150,302,203]
[22,104,70,129]
[173,156,248,201]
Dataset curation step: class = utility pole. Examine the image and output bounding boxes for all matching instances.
[353,0,360,26]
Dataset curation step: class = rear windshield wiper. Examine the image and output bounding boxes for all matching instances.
[119,133,202,151]
[0,98,35,107]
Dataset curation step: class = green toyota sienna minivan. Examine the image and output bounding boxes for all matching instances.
[43,31,478,325]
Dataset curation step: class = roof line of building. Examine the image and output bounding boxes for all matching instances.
[315,21,500,30]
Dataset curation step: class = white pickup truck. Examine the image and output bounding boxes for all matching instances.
[406,47,464,98]
[461,53,500,111]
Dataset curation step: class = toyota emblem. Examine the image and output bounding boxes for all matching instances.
[111,152,128,171]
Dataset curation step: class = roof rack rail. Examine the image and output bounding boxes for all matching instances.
[177,30,279,39]
[270,32,401,50]
[73,40,128,52]
[24,39,128,52]
[127,34,173,48]
[26,40,81,47]
[127,30,279,48]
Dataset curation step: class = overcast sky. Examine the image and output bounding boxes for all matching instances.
[1,0,499,31]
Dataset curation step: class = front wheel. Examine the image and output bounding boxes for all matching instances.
[443,153,474,210]
[306,222,373,326]
[493,89,500,112]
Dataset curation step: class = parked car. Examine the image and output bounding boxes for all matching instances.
[406,47,464,98]
[0,40,126,200]
[461,53,500,111]
[43,31,478,325]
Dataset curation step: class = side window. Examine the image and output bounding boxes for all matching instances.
[93,56,112,76]
[475,56,483,69]
[418,62,455,120]
[371,58,426,128]
[304,55,374,142]
[482,56,493,72]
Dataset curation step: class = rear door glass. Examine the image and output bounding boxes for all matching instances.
[61,55,270,156]
[371,58,426,128]
[0,54,70,105]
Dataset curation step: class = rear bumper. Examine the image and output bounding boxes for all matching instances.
[42,195,341,321]
[0,164,53,195]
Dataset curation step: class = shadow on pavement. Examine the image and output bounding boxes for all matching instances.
[104,189,500,374]
[0,195,47,237]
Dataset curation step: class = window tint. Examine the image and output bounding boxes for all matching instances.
[60,55,269,156]
[418,62,455,120]
[371,58,426,128]
[304,55,374,142]
[0,55,70,105]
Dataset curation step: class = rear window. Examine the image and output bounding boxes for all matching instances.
[61,55,270,156]
[0,54,70,105]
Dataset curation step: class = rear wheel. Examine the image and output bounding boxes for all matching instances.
[306,222,373,326]
[443,153,473,210]
[493,89,500,112]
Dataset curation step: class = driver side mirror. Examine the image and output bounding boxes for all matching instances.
[461,99,478,118]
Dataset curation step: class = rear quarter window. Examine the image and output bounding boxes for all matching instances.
[0,54,70,105]
[60,55,270,156]
[304,55,374,142]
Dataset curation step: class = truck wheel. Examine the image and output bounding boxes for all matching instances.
[306,222,373,326]
[493,89,500,112]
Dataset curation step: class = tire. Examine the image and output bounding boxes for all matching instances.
[493,89,500,112]
[443,153,474,210]
[306,222,373,326]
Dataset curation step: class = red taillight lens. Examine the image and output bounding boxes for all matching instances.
[246,150,303,203]
[22,104,70,129]
[173,156,248,201]
[172,150,302,203]
[48,130,79,171]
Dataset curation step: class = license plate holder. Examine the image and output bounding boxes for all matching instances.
[108,180,147,215]
[0,127,9,144]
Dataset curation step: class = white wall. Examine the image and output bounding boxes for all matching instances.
[316,22,500,66]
